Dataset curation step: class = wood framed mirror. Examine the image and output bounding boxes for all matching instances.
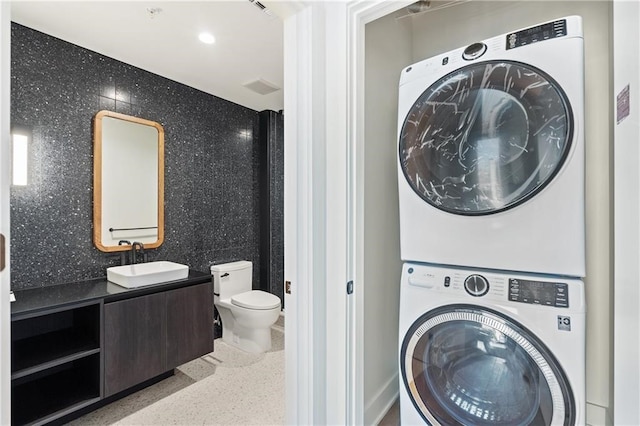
[93,110,165,252]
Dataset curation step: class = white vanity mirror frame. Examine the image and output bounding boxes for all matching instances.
[93,110,165,252]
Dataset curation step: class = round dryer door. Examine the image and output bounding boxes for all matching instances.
[399,60,573,215]
[400,305,575,426]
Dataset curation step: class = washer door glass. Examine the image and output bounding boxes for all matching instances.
[400,305,575,426]
[399,60,573,215]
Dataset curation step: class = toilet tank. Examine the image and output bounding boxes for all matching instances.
[211,260,252,299]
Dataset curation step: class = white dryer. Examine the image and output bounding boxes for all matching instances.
[397,16,585,277]
[398,262,585,425]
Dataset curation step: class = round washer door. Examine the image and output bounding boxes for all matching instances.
[399,60,573,215]
[400,305,575,426]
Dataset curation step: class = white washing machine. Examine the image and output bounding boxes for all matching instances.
[397,16,585,277]
[398,262,585,425]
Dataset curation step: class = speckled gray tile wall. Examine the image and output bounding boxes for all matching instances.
[10,23,279,291]
[271,113,284,304]
[257,111,285,306]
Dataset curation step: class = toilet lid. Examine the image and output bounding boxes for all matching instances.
[231,290,281,310]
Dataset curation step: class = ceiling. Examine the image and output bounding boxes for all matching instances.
[10,1,285,112]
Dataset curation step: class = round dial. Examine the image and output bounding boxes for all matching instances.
[462,42,487,60]
[464,274,489,297]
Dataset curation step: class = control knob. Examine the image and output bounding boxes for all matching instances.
[464,274,489,297]
[462,42,487,61]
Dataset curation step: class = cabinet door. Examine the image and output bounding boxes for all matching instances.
[166,283,213,368]
[104,292,166,397]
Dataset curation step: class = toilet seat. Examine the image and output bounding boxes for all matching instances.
[231,290,281,310]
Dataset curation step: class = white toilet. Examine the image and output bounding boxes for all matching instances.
[211,260,281,353]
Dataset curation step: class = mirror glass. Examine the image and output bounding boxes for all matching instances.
[93,110,164,252]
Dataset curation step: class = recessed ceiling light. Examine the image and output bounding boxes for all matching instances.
[199,32,216,45]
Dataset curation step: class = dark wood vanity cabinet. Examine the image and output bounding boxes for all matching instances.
[11,273,213,425]
[104,282,213,397]
[166,283,214,367]
[104,292,167,396]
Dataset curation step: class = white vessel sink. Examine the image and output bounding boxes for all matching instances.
[107,261,189,288]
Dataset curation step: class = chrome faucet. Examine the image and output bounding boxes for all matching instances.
[131,241,146,264]
[118,240,131,265]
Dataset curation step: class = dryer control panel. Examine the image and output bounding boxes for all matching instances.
[506,19,567,50]
[508,279,569,308]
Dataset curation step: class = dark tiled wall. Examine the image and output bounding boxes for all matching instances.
[258,111,285,306]
[10,23,272,291]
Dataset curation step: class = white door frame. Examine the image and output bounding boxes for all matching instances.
[282,0,412,423]
[0,2,11,424]
[283,3,321,423]
[282,2,350,424]
[343,2,415,422]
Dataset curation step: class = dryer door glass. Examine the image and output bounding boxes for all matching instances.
[399,60,573,215]
[400,305,575,426]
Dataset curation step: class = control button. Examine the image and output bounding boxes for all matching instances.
[444,276,451,287]
[462,42,487,61]
[464,274,489,297]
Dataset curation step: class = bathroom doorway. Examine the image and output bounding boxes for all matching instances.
[0,2,284,422]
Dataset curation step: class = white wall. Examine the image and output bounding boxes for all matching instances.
[362,1,613,423]
[362,12,412,425]
[613,0,640,424]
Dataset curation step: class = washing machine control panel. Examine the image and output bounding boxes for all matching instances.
[508,279,569,308]
[506,18,567,50]
[405,265,576,308]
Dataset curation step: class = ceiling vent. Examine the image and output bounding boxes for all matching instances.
[247,0,274,18]
[243,78,281,95]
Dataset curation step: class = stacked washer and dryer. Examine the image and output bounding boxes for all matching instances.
[396,17,586,425]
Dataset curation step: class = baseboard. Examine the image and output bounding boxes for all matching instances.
[364,373,399,425]
[587,402,612,426]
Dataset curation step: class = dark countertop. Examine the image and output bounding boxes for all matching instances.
[11,269,211,318]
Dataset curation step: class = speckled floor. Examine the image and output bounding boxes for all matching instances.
[71,325,285,425]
